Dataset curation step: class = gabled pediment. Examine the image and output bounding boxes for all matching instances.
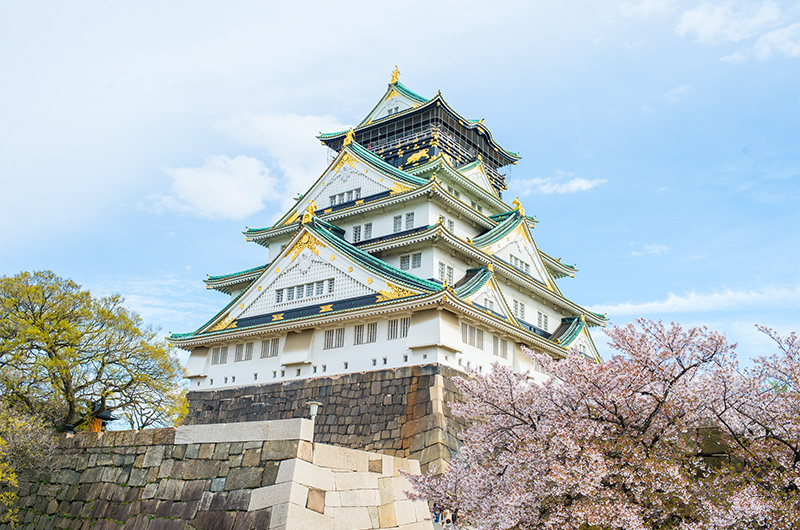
[455,266,517,324]
[200,221,437,334]
[457,158,499,198]
[273,143,425,228]
[472,212,559,292]
[358,82,429,127]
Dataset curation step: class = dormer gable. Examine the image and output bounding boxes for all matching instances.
[454,265,517,324]
[358,82,429,127]
[456,158,500,198]
[197,218,439,336]
[272,141,427,228]
[472,209,559,293]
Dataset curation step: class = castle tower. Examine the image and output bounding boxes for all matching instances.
[170,70,607,471]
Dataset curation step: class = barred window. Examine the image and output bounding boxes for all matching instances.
[212,347,229,365]
[287,288,295,301]
[367,322,377,342]
[393,215,402,233]
[324,328,345,349]
[275,289,283,303]
[364,223,372,239]
[461,323,484,349]
[438,262,446,281]
[296,285,304,300]
[400,255,410,271]
[400,317,410,338]
[537,312,549,331]
[328,278,335,293]
[354,324,364,345]
[316,281,324,295]
[411,252,422,268]
[244,342,254,361]
[447,266,454,284]
[235,343,245,362]
[493,336,508,359]
[353,225,362,243]
[447,219,455,232]
[484,298,495,311]
[405,212,414,230]
[261,338,279,358]
[388,319,399,340]
[514,300,526,320]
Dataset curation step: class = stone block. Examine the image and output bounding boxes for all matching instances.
[198,443,214,459]
[297,440,313,463]
[241,448,260,467]
[413,498,432,521]
[334,471,379,491]
[157,459,174,478]
[181,459,220,480]
[306,487,325,514]
[249,481,307,511]
[313,443,369,472]
[182,479,206,501]
[142,445,165,468]
[213,442,231,460]
[395,499,418,525]
[155,478,185,501]
[368,458,383,474]
[225,466,263,490]
[184,444,200,459]
[225,489,252,511]
[262,461,280,487]
[152,428,175,445]
[276,458,335,491]
[330,506,372,530]
[358,488,380,506]
[211,477,226,491]
[262,440,299,461]
[271,502,334,530]
[338,489,360,507]
[194,511,236,530]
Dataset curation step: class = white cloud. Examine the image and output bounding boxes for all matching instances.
[154,155,276,220]
[720,50,749,62]
[662,84,695,103]
[676,1,784,44]
[519,170,607,195]
[218,113,349,214]
[591,284,800,315]
[754,22,800,59]
[631,243,669,256]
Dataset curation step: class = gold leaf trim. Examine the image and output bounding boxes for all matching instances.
[375,282,417,303]
[289,233,326,262]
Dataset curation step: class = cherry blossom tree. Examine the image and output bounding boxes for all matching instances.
[406,319,799,529]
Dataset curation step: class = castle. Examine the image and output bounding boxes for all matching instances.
[170,70,606,470]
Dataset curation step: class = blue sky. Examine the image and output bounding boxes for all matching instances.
[1,0,798,364]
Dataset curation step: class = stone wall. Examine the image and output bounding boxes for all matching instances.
[7,419,433,530]
[184,364,468,472]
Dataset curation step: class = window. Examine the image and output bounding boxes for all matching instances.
[211,346,228,365]
[537,311,549,331]
[461,323,483,349]
[343,362,348,369]
[447,186,461,199]
[329,188,362,206]
[316,281,324,296]
[438,262,446,281]
[275,290,283,303]
[447,266,454,284]
[372,358,377,366]
[261,338,279,358]
[324,328,345,349]
[400,252,421,271]
[447,219,455,232]
[328,279,335,293]
[484,298,495,311]
[405,212,414,230]
[493,336,508,359]
[244,342,254,361]
[352,225,362,243]
[393,215,402,233]
[364,222,372,239]
[354,322,376,345]
[388,317,410,340]
[510,255,531,274]
[296,285,304,300]
[382,357,387,365]
[287,287,295,301]
[235,344,245,362]
[471,200,483,213]
[513,300,526,320]
[296,368,301,377]
[322,364,327,372]
[254,373,258,380]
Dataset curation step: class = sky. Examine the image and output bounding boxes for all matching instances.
[1,0,798,365]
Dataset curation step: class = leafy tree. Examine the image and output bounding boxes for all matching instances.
[407,319,799,529]
[0,270,186,431]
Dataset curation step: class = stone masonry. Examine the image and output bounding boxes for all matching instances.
[183,364,468,472]
[6,419,434,530]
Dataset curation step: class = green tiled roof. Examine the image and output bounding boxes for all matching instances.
[453,267,493,298]
[473,210,524,247]
[550,316,585,346]
[207,264,267,282]
[392,81,429,104]
[308,217,440,292]
[348,142,428,187]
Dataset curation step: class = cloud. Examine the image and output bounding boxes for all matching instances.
[218,112,350,213]
[631,243,669,256]
[153,155,277,220]
[720,51,748,62]
[676,1,784,44]
[591,284,800,316]
[662,84,695,103]
[519,170,607,195]
[754,22,800,59]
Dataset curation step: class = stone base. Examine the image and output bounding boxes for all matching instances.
[184,364,468,472]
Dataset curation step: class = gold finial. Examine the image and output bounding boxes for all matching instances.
[477,153,482,161]
[580,315,586,322]
[390,66,400,84]
[436,214,444,226]
[442,278,448,289]
[512,197,525,216]
[343,128,355,146]
[301,200,317,224]
[479,118,484,124]
[487,262,494,272]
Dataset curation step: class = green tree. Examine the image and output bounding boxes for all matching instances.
[0,270,186,431]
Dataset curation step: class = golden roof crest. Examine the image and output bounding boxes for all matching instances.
[390,66,400,85]
[343,128,355,146]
